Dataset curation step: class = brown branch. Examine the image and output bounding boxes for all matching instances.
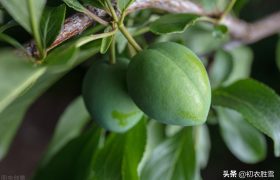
[224,11,280,44]
[24,0,280,56]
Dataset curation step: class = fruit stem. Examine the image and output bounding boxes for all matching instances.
[76,29,117,47]
[199,16,219,24]
[105,0,119,22]
[119,24,142,52]
[27,0,46,59]
[84,9,109,26]
[220,0,237,22]
[105,0,142,52]
[132,26,150,36]
[109,35,116,64]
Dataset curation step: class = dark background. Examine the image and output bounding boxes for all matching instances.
[0,0,280,179]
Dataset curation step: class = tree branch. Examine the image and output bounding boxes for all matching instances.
[24,0,280,56]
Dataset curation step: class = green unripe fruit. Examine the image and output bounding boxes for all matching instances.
[127,42,211,126]
[82,59,143,132]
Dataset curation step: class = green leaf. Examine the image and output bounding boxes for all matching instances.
[0,53,46,114]
[196,125,211,168]
[0,51,45,159]
[1,0,46,55]
[63,0,87,13]
[45,45,79,73]
[1,0,46,34]
[0,21,17,33]
[33,126,102,180]
[118,0,134,12]
[150,13,200,35]
[212,79,280,156]
[141,127,199,180]
[276,37,280,71]
[0,33,25,50]
[138,120,165,173]
[100,27,114,54]
[41,5,66,48]
[209,49,233,88]
[217,107,266,163]
[0,40,101,160]
[180,24,228,55]
[212,24,228,38]
[116,30,128,53]
[81,0,105,9]
[41,96,90,165]
[91,118,146,180]
[223,45,253,85]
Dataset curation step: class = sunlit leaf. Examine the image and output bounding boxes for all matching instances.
[91,118,146,180]
[196,125,211,168]
[217,107,266,163]
[213,79,280,157]
[141,127,199,180]
[224,46,253,85]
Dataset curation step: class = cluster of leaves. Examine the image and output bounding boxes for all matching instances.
[0,0,280,180]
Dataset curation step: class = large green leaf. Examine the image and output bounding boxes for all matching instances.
[0,53,46,114]
[41,5,66,48]
[217,107,266,163]
[91,118,146,180]
[45,45,79,73]
[182,24,229,55]
[0,51,45,159]
[212,79,280,156]
[1,0,46,34]
[150,14,200,35]
[33,126,102,180]
[41,96,90,165]
[1,0,46,53]
[0,40,101,160]
[141,127,199,180]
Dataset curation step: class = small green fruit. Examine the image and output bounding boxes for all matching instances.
[82,59,143,132]
[127,42,211,126]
